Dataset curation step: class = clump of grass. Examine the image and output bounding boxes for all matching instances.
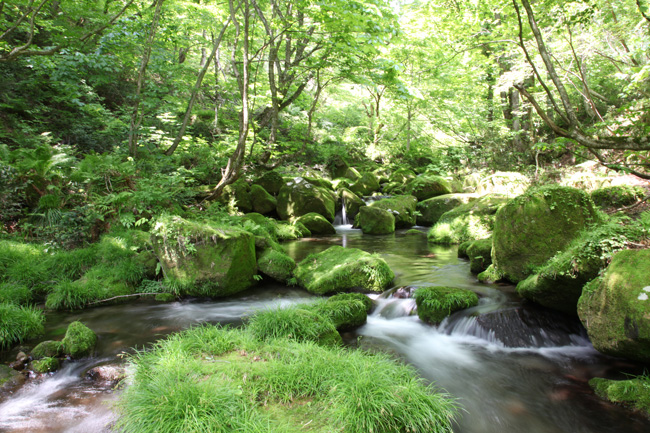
[117,325,457,433]
[0,302,45,349]
[414,286,479,324]
[590,374,650,416]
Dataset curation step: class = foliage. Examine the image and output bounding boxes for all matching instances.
[0,302,45,349]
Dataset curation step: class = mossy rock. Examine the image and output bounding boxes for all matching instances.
[457,241,472,259]
[414,286,479,324]
[467,238,493,274]
[0,364,23,389]
[416,193,478,226]
[257,249,296,283]
[249,184,277,215]
[349,172,380,196]
[428,194,508,245]
[405,174,452,201]
[31,340,62,360]
[294,246,394,295]
[357,206,395,235]
[389,168,416,184]
[328,156,360,181]
[477,264,505,284]
[327,292,374,312]
[62,321,97,358]
[294,213,336,235]
[340,188,365,220]
[383,181,406,195]
[216,179,252,213]
[405,229,425,236]
[578,249,650,362]
[252,170,284,196]
[589,377,650,416]
[31,357,60,373]
[370,195,417,229]
[151,215,257,297]
[292,221,311,237]
[304,176,334,190]
[277,177,337,222]
[311,298,369,331]
[492,186,599,283]
[591,185,645,208]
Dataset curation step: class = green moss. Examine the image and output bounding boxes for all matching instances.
[327,292,373,312]
[294,246,394,295]
[277,177,337,222]
[294,212,336,235]
[0,302,45,349]
[309,293,372,331]
[591,185,645,208]
[467,238,493,274]
[357,206,395,235]
[493,186,600,283]
[291,221,311,238]
[340,188,365,220]
[32,357,60,373]
[31,340,62,359]
[405,229,425,236]
[414,286,479,324]
[155,293,177,302]
[457,241,472,259]
[349,172,381,196]
[257,249,296,283]
[216,179,252,213]
[428,195,507,245]
[151,215,257,297]
[578,249,650,361]
[389,168,416,184]
[370,195,417,229]
[252,170,285,195]
[304,176,334,190]
[248,306,342,346]
[249,184,277,215]
[0,364,22,388]
[590,376,650,416]
[62,321,97,358]
[405,174,452,201]
[477,264,505,284]
[416,193,478,226]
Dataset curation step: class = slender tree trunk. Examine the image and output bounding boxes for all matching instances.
[128,0,164,158]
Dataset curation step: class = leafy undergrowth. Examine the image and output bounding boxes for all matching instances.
[117,324,457,433]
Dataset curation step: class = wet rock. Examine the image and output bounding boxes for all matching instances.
[356,206,395,235]
[383,286,418,299]
[9,352,29,371]
[62,321,98,358]
[294,212,336,235]
[86,364,126,385]
[0,364,25,389]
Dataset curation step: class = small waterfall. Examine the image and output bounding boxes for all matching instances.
[334,196,350,225]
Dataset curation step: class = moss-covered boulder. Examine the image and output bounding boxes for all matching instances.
[151,216,257,297]
[328,156,360,181]
[370,195,417,229]
[249,184,277,215]
[216,179,252,213]
[31,356,60,373]
[311,293,372,331]
[294,213,336,235]
[405,174,452,201]
[428,195,508,244]
[252,170,284,196]
[304,176,334,191]
[414,286,479,324]
[389,168,416,184]
[457,241,472,259]
[277,177,337,222]
[257,249,296,283]
[62,321,97,358]
[416,193,478,226]
[589,377,650,416]
[477,264,505,284]
[357,206,395,235]
[515,222,631,315]
[492,186,600,283]
[349,172,380,196]
[31,340,62,360]
[340,188,365,220]
[578,249,650,362]
[467,238,493,274]
[294,246,394,294]
[591,185,645,209]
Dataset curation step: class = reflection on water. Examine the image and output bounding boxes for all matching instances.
[1,226,649,433]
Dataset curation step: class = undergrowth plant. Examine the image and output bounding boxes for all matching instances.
[0,302,45,349]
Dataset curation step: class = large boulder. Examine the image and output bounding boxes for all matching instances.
[328,156,360,181]
[427,195,508,244]
[416,193,478,226]
[405,174,452,201]
[31,340,62,360]
[340,188,365,220]
[151,216,257,296]
[277,177,336,222]
[294,213,336,235]
[577,249,650,362]
[252,170,284,196]
[349,172,380,196]
[294,246,394,294]
[492,186,600,283]
[216,179,252,213]
[466,238,493,274]
[389,168,416,184]
[257,249,296,283]
[356,206,395,235]
[62,321,97,358]
[370,195,417,229]
[249,184,277,215]
[414,286,479,324]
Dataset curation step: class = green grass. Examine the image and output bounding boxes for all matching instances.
[590,374,650,416]
[414,286,479,324]
[247,306,342,346]
[117,325,457,433]
[0,302,45,349]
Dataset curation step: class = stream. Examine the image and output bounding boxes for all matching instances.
[1,225,650,432]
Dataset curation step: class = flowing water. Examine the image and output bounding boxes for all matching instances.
[1,225,649,432]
